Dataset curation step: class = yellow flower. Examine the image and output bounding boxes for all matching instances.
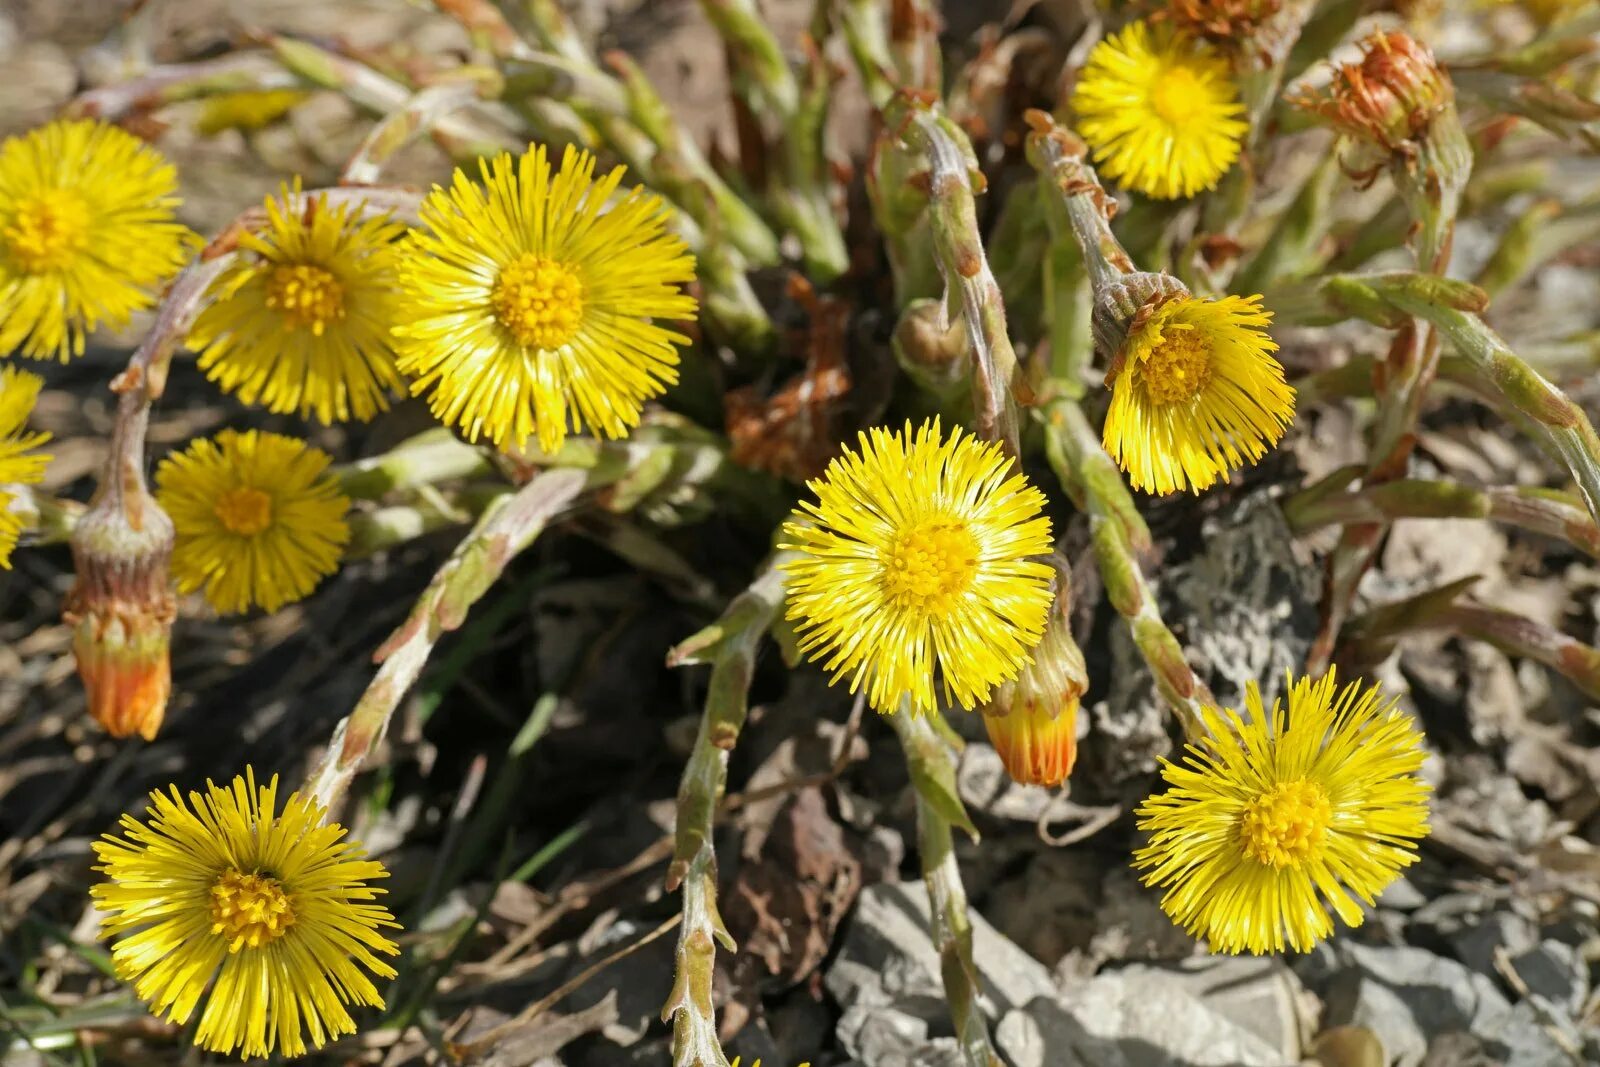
[1135,672,1431,954]
[781,420,1055,716]
[0,365,52,566]
[1103,292,1293,495]
[92,769,400,1057]
[1070,21,1248,200]
[156,430,349,615]
[0,118,194,361]
[393,143,697,455]
[192,187,407,423]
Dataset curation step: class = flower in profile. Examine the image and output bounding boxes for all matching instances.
[1135,672,1431,954]
[1100,278,1294,495]
[155,430,349,615]
[0,365,52,566]
[0,118,194,361]
[1069,21,1248,200]
[92,769,400,1057]
[781,420,1054,716]
[982,566,1088,787]
[191,188,407,424]
[393,144,697,455]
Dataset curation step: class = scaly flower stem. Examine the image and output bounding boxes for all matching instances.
[340,76,499,184]
[264,33,522,158]
[888,95,1021,456]
[1388,301,1600,525]
[1349,588,1600,702]
[662,558,791,1067]
[888,707,998,1067]
[1041,400,1210,742]
[1284,476,1600,560]
[67,51,302,120]
[305,467,590,814]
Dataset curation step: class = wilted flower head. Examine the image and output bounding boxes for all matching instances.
[191,186,408,424]
[1097,272,1294,495]
[0,118,195,361]
[393,143,698,455]
[93,769,400,1057]
[1164,0,1283,47]
[1070,21,1248,200]
[1135,672,1431,954]
[781,419,1055,716]
[156,430,349,616]
[1294,31,1455,158]
[0,365,52,567]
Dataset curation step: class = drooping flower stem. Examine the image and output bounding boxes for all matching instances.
[1041,399,1211,742]
[305,467,590,814]
[1294,31,1474,672]
[888,706,1001,1067]
[886,95,1022,457]
[661,558,790,1067]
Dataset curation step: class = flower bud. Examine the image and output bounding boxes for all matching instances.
[982,569,1089,787]
[64,485,176,741]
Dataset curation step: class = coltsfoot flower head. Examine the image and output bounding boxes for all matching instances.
[156,430,349,615]
[92,769,400,1057]
[1135,672,1431,954]
[192,187,407,423]
[1164,0,1283,47]
[0,365,52,566]
[982,569,1088,787]
[781,419,1055,716]
[0,118,195,361]
[1099,275,1294,495]
[1069,21,1248,200]
[393,143,697,455]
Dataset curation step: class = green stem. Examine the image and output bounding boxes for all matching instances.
[888,708,999,1067]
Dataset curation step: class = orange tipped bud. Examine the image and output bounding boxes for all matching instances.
[982,564,1089,788]
[984,693,1082,788]
[64,482,176,741]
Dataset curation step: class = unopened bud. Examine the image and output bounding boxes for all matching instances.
[64,485,176,741]
[1165,0,1283,50]
[982,570,1089,788]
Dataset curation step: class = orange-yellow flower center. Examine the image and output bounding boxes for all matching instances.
[882,520,979,617]
[1139,328,1213,406]
[213,486,273,536]
[492,254,585,349]
[1240,778,1331,868]
[5,189,91,273]
[210,869,295,951]
[1149,66,1207,126]
[266,263,346,335]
